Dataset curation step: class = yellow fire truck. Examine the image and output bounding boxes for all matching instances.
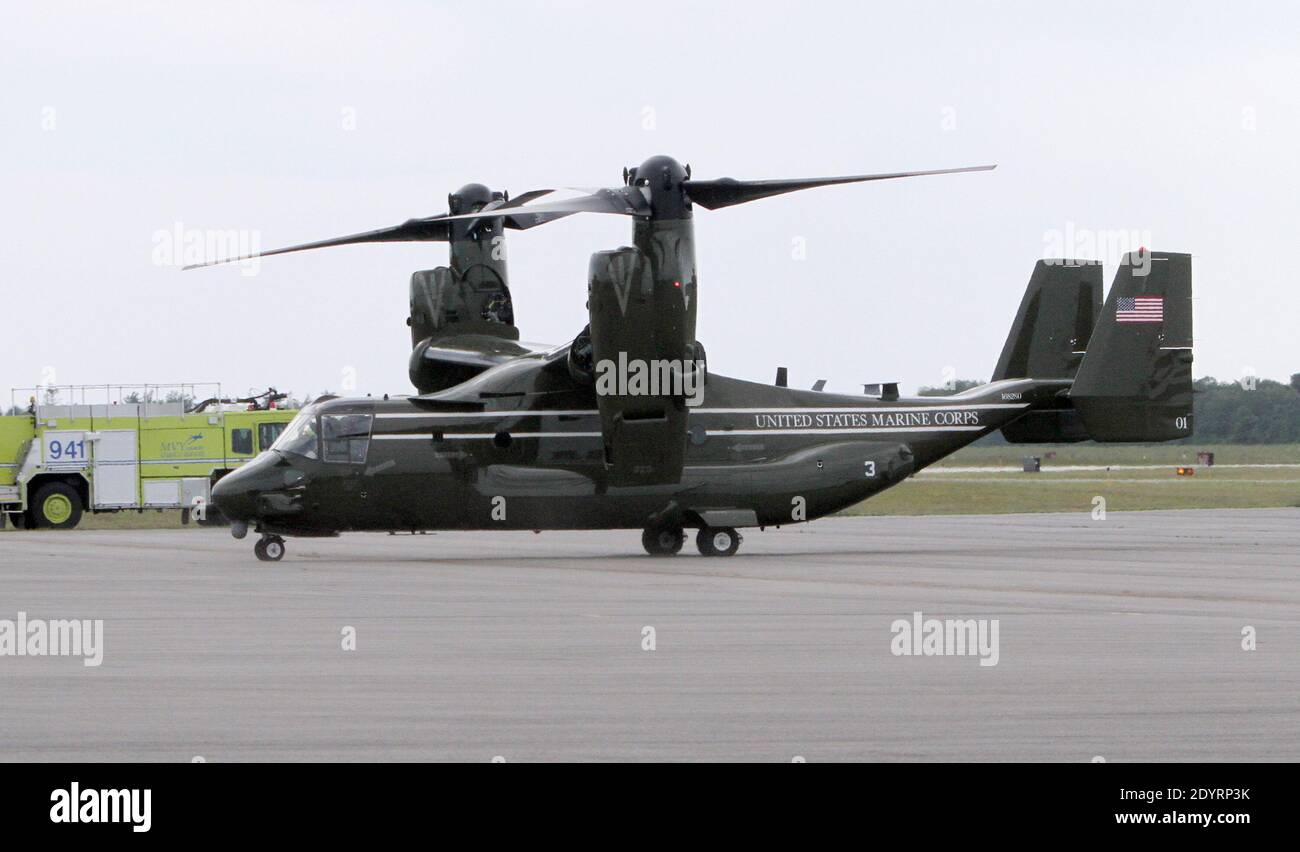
[0,385,298,530]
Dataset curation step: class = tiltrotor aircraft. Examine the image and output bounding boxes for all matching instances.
[188,155,1192,561]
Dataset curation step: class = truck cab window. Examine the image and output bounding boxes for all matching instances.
[259,421,287,452]
[231,428,253,455]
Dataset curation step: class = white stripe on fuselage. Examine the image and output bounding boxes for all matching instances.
[712,426,986,436]
[373,425,989,440]
[374,403,1028,420]
[375,410,598,419]
[373,431,604,440]
[370,402,1027,439]
[692,404,1028,414]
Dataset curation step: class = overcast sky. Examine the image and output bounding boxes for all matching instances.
[2,0,1296,404]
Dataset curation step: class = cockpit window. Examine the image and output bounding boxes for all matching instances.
[321,413,373,464]
[271,408,320,460]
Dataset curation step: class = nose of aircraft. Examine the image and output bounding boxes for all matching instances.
[210,466,257,522]
[211,454,294,522]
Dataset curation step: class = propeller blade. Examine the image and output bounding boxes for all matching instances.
[425,186,652,228]
[502,211,577,231]
[465,194,532,238]
[181,216,453,270]
[506,189,555,206]
[682,164,996,210]
[466,189,577,233]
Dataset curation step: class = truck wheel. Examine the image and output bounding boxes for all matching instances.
[32,482,83,530]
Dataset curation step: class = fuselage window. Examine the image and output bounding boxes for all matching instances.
[322,413,374,464]
[271,409,320,460]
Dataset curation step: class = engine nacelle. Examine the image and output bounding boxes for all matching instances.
[407,266,520,393]
[587,246,695,485]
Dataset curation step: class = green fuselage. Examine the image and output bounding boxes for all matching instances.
[211,351,1068,536]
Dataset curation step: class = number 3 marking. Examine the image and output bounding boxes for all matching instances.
[864,461,876,478]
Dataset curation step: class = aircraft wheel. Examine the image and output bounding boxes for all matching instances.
[255,535,285,562]
[641,526,685,557]
[697,526,741,557]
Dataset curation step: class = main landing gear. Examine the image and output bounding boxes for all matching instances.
[254,534,286,562]
[696,526,741,557]
[641,526,685,557]
[641,525,742,557]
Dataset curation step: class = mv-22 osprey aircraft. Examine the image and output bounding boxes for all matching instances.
[188,155,1193,561]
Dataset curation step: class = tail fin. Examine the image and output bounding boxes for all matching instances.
[994,259,1102,443]
[993,259,1102,382]
[1069,251,1193,441]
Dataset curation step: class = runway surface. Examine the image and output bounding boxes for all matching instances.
[2,508,1298,761]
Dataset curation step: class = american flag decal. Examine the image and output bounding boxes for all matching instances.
[1116,295,1164,323]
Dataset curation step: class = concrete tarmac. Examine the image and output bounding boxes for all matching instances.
[1,508,1298,761]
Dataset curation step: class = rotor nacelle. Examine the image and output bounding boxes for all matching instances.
[448,182,500,214]
[624,155,693,220]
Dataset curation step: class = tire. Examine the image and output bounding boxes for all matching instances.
[697,526,741,557]
[641,526,685,557]
[31,482,83,530]
[255,536,285,562]
[264,538,285,561]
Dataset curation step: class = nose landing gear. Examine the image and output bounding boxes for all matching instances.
[254,534,286,562]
